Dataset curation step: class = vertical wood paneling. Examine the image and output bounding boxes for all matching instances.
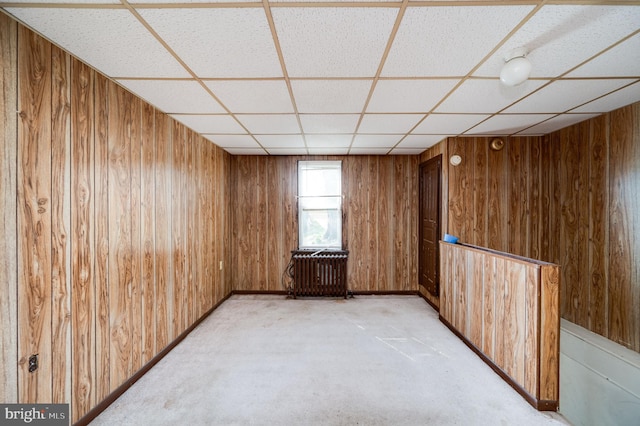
[196,136,205,314]
[93,72,110,403]
[608,104,640,350]
[50,44,71,406]
[140,102,155,363]
[509,138,530,256]
[129,94,142,375]
[0,14,18,404]
[482,256,495,359]
[378,158,392,291]
[17,25,53,403]
[107,82,133,391]
[185,129,195,325]
[473,138,488,246]
[9,23,233,420]
[589,114,609,336]
[70,57,95,421]
[440,242,559,408]
[266,157,283,291]
[171,121,185,336]
[468,251,483,347]
[540,265,560,401]
[366,157,378,290]
[154,110,171,349]
[493,257,506,368]
[487,140,508,251]
[524,266,540,397]
[528,138,542,260]
[348,157,366,291]
[230,155,419,293]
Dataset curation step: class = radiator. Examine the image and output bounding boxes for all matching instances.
[292,250,349,298]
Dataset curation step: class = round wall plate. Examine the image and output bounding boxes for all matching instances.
[490,138,505,151]
[450,154,462,166]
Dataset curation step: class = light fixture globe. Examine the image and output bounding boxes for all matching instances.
[500,48,532,87]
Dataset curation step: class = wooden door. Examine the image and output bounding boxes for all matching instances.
[419,155,442,296]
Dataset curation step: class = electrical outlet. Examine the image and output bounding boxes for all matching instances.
[219,261,223,271]
[28,354,38,373]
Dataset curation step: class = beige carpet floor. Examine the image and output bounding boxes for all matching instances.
[90,295,570,426]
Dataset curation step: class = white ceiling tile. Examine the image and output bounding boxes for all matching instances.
[349,148,391,155]
[567,33,640,78]
[517,114,601,135]
[5,8,189,78]
[138,8,282,78]
[358,114,423,133]
[236,114,300,134]
[272,7,397,78]
[505,79,636,113]
[254,135,306,149]
[352,134,402,148]
[306,135,352,148]
[367,79,459,113]
[204,80,293,113]
[299,114,360,133]
[572,81,640,113]
[309,147,349,155]
[382,6,534,77]
[118,80,225,114]
[202,134,261,148]
[398,135,445,149]
[170,114,246,134]
[267,148,309,155]
[465,114,556,135]
[413,114,489,135]
[474,5,640,78]
[291,80,372,113]
[435,79,549,113]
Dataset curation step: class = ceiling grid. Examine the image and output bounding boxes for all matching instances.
[2,0,639,155]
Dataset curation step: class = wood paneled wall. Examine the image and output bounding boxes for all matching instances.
[1,20,232,422]
[547,105,640,352]
[1,14,18,404]
[440,242,560,409]
[230,155,419,292]
[442,106,640,353]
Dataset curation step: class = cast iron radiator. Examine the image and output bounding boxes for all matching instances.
[292,250,349,298]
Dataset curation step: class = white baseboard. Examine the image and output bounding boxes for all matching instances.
[560,319,640,426]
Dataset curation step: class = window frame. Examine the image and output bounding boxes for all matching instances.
[297,160,343,250]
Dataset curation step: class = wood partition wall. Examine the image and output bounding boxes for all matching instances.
[1,19,232,422]
[434,105,640,354]
[230,155,419,293]
[440,242,560,410]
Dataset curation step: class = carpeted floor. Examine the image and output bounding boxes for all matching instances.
[90,295,570,426]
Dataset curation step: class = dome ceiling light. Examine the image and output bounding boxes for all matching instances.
[500,48,532,87]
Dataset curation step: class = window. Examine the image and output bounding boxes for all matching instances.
[298,160,342,249]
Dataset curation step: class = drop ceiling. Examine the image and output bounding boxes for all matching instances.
[2,1,639,156]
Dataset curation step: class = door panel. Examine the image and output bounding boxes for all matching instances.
[419,155,442,296]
